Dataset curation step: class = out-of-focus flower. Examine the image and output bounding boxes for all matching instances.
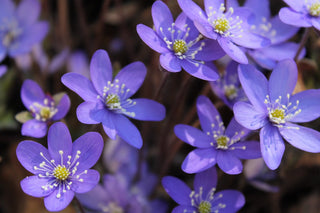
[62,49,166,149]
[48,48,70,73]
[279,0,320,30]
[0,0,49,61]
[0,65,7,77]
[162,167,245,212]
[67,50,90,78]
[16,122,103,212]
[244,0,303,69]
[175,95,261,175]
[137,1,225,81]
[234,59,320,170]
[211,60,247,109]
[16,79,70,138]
[178,0,270,64]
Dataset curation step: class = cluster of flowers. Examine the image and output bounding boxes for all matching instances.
[1,0,320,212]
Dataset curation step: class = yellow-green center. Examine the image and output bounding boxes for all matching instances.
[214,18,230,33]
[270,108,285,121]
[106,94,121,109]
[53,165,70,181]
[40,107,51,120]
[216,135,229,149]
[309,3,320,16]
[173,39,188,54]
[224,85,237,99]
[198,201,212,213]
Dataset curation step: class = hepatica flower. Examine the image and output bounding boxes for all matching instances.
[178,0,270,64]
[279,0,320,30]
[16,122,104,212]
[162,167,245,213]
[175,95,261,175]
[62,49,165,149]
[137,1,225,81]
[244,0,302,69]
[17,79,70,138]
[0,0,49,61]
[234,59,320,170]
[210,60,247,109]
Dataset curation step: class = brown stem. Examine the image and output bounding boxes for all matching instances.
[294,28,310,61]
[73,196,86,213]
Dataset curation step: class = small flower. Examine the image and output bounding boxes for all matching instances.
[279,0,320,30]
[62,49,166,149]
[175,95,261,175]
[178,0,270,64]
[0,0,49,61]
[210,60,247,109]
[233,59,320,170]
[16,122,104,212]
[242,0,303,69]
[137,1,225,81]
[16,79,70,138]
[67,50,90,78]
[162,167,245,213]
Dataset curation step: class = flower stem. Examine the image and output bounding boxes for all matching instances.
[73,196,86,213]
[154,70,170,101]
[224,0,227,10]
[294,28,310,61]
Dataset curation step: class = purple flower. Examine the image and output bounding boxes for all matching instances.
[233,59,320,170]
[243,0,303,69]
[279,0,320,30]
[16,122,104,212]
[210,60,247,109]
[17,79,70,138]
[61,49,166,149]
[137,1,225,81]
[177,0,270,64]
[162,167,245,213]
[0,0,49,61]
[175,95,261,175]
[0,65,7,77]
[67,50,90,78]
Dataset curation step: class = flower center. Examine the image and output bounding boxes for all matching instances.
[216,135,230,149]
[106,94,121,110]
[173,39,188,55]
[269,108,285,124]
[30,98,58,122]
[40,107,52,120]
[213,18,230,34]
[309,3,320,16]
[224,85,237,100]
[53,165,70,181]
[198,201,212,213]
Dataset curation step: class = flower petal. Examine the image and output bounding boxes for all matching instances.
[21,119,47,138]
[52,94,70,120]
[44,189,74,212]
[231,141,262,159]
[16,140,50,174]
[136,24,169,53]
[152,0,173,31]
[160,53,181,72]
[260,123,285,170]
[16,0,40,26]
[61,73,98,102]
[233,102,268,130]
[75,185,108,211]
[280,123,320,153]
[269,59,297,103]
[114,61,146,97]
[204,0,223,14]
[174,124,211,148]
[194,39,225,61]
[311,17,320,31]
[48,122,72,164]
[238,64,268,112]
[218,37,248,64]
[288,89,320,122]
[102,112,117,140]
[194,167,217,196]
[269,16,299,44]
[233,32,270,49]
[181,60,219,81]
[21,79,45,109]
[125,98,165,121]
[20,176,54,197]
[113,114,143,149]
[76,101,104,124]
[71,169,100,193]
[172,206,197,213]
[279,8,312,28]
[282,0,305,12]
[72,132,104,171]
[213,190,245,212]
[162,176,192,205]
[244,0,270,19]
[225,118,251,139]
[182,148,217,173]
[217,151,243,174]
[196,95,222,133]
[90,49,112,95]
